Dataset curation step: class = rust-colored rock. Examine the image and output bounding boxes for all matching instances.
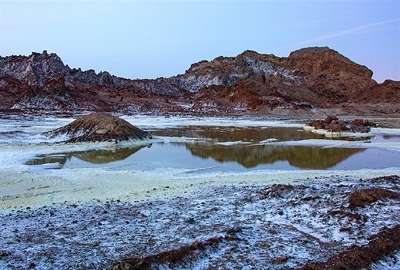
[325,115,338,124]
[306,116,376,133]
[0,48,399,115]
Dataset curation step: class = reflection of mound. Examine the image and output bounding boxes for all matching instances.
[25,154,69,167]
[73,146,147,164]
[186,143,364,169]
[25,145,149,167]
[45,112,152,143]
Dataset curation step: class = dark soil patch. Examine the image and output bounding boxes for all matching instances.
[302,225,400,270]
[112,236,226,270]
[348,188,400,209]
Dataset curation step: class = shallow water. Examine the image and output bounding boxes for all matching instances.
[23,125,400,171]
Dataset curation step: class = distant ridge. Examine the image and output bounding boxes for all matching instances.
[0,47,399,115]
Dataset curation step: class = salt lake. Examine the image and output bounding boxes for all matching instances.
[1,115,400,210]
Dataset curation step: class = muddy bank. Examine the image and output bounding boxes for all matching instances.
[1,175,399,269]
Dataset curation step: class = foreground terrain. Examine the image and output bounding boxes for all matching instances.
[0,114,399,269]
[1,174,399,269]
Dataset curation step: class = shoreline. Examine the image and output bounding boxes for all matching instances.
[2,109,400,128]
[1,168,400,212]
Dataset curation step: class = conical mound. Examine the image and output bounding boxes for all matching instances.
[45,112,152,143]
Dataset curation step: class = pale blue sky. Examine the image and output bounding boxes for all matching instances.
[1,0,399,82]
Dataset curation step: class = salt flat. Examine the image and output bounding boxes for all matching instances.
[0,115,399,269]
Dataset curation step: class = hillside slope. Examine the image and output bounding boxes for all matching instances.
[0,47,398,115]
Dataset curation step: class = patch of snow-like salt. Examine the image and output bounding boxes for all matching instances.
[180,74,223,92]
[2,177,398,269]
[259,138,278,144]
[121,115,305,129]
[371,127,400,136]
[216,140,252,146]
[371,251,400,270]
[304,126,374,138]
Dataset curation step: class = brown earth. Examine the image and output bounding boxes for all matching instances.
[348,188,400,209]
[44,112,152,142]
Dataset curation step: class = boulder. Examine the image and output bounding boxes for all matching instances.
[45,112,152,143]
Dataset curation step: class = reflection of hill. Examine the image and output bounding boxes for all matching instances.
[25,145,149,167]
[73,145,147,164]
[151,126,321,143]
[186,143,364,169]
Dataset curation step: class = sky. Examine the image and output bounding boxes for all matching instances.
[0,0,399,83]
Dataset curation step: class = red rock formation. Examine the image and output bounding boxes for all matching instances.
[358,79,400,103]
[306,116,377,133]
[0,48,398,115]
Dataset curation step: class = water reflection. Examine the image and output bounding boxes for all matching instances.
[26,126,380,170]
[25,145,149,168]
[151,126,322,143]
[185,143,364,169]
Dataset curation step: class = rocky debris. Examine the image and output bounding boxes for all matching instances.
[1,48,399,115]
[302,225,400,270]
[306,115,377,133]
[112,236,225,270]
[44,112,152,143]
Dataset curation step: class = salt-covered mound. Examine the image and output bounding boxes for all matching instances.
[45,112,152,143]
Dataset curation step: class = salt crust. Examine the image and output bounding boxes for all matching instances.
[1,174,399,269]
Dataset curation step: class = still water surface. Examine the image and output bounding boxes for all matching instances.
[25,126,400,172]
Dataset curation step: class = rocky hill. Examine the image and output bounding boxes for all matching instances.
[0,47,399,115]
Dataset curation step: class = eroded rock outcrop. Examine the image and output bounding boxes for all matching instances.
[45,112,152,143]
[306,115,377,133]
[1,48,399,115]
